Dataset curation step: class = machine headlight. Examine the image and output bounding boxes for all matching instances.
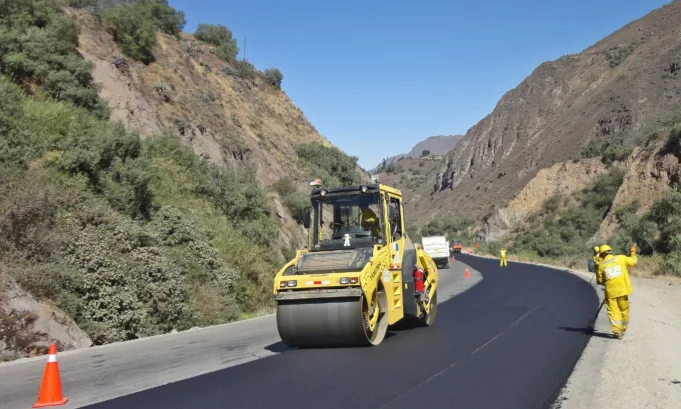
[287,280,297,287]
[339,277,359,285]
[340,277,350,284]
[320,189,327,196]
[360,185,368,193]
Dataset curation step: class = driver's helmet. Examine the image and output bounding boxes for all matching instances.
[361,206,377,226]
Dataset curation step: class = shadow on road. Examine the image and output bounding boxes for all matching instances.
[558,326,614,339]
[264,342,292,353]
[263,333,399,353]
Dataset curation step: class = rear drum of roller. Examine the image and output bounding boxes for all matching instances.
[276,291,388,348]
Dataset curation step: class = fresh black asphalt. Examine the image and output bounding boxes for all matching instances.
[83,255,599,409]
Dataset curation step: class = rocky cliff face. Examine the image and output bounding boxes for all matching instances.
[407,1,681,230]
[1,275,92,361]
[479,159,608,242]
[596,131,681,241]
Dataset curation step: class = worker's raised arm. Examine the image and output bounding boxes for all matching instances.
[624,248,638,267]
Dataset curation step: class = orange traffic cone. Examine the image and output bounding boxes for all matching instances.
[451,255,456,261]
[33,344,68,407]
[465,269,470,279]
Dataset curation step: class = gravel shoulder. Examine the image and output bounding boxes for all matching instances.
[555,273,681,409]
[468,252,681,409]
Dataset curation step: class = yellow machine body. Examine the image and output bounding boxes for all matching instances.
[272,183,439,347]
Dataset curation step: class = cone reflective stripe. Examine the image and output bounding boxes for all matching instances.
[33,344,68,407]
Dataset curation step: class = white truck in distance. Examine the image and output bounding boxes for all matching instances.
[421,236,450,269]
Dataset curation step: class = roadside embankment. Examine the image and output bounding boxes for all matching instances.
[464,250,681,409]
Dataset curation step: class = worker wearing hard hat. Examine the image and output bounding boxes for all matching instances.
[360,206,381,238]
[499,247,507,267]
[596,244,637,339]
[592,246,602,272]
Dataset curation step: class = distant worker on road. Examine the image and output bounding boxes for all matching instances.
[596,244,637,339]
[588,246,602,282]
[499,247,508,267]
[589,246,601,273]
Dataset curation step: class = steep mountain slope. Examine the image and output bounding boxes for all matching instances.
[371,134,462,173]
[400,1,681,227]
[67,8,360,247]
[0,1,365,360]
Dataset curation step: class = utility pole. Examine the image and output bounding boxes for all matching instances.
[242,36,247,61]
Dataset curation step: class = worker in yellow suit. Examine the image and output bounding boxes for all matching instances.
[499,247,507,267]
[596,244,637,339]
[592,246,601,269]
[592,246,602,273]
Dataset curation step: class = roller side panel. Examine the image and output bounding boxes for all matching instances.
[400,249,418,317]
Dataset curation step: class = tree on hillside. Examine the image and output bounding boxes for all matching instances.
[261,68,283,89]
[194,23,239,63]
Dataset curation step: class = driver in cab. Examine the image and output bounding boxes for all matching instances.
[360,205,381,238]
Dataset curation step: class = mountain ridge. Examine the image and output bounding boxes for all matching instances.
[371,134,462,173]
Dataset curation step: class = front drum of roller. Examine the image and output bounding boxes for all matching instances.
[276,293,388,348]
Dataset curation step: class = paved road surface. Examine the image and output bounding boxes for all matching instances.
[72,255,598,409]
[0,260,481,409]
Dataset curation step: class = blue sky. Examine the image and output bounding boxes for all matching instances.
[168,0,670,169]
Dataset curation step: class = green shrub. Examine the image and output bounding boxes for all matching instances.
[103,6,158,63]
[606,43,636,68]
[194,24,238,63]
[421,217,474,243]
[581,140,632,164]
[233,59,258,80]
[0,2,110,118]
[102,0,186,64]
[295,142,362,187]
[261,68,283,89]
[510,168,626,258]
[602,144,632,165]
[271,178,309,223]
[611,190,681,277]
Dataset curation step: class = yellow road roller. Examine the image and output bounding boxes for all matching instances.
[272,182,439,347]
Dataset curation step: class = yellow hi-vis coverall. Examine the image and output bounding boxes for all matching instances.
[499,249,507,267]
[592,247,601,272]
[597,251,636,337]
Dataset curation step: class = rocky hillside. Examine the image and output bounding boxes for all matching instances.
[386,1,681,224]
[67,7,366,248]
[377,1,681,276]
[0,0,364,360]
[371,134,462,173]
